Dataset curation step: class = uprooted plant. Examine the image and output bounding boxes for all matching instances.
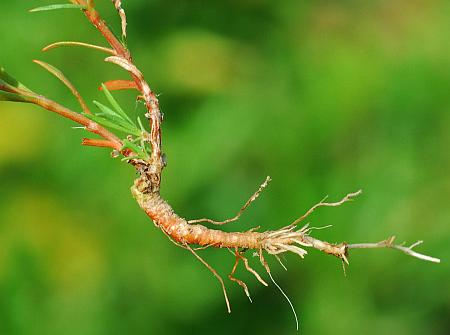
[0,1,440,330]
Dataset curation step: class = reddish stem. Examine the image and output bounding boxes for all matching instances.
[1,80,123,151]
[30,93,123,150]
[78,0,164,185]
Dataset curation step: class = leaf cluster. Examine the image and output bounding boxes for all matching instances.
[3,3,150,162]
[85,85,150,161]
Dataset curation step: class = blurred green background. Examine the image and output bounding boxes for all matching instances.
[1,0,449,334]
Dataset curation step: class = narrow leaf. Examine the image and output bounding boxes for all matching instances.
[0,90,30,103]
[93,100,118,118]
[121,139,149,160]
[99,80,138,91]
[83,112,140,136]
[0,67,31,92]
[137,116,146,132]
[100,83,133,124]
[112,0,127,38]
[33,60,90,114]
[93,100,138,134]
[42,41,115,55]
[0,68,19,87]
[105,56,137,74]
[29,4,86,12]
[82,138,115,148]
[121,139,143,153]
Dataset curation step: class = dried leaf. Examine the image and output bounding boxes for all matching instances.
[42,41,115,55]
[112,0,127,38]
[100,80,138,92]
[33,60,90,113]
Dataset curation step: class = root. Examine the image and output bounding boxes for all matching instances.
[274,254,288,271]
[287,190,362,229]
[132,176,440,324]
[133,177,440,264]
[238,252,268,286]
[228,249,252,302]
[226,247,269,302]
[267,269,299,331]
[184,244,231,313]
[133,176,440,264]
[188,176,271,225]
[258,249,299,330]
[348,236,440,263]
[259,190,364,262]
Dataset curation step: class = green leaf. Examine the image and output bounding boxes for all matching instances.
[121,139,143,153]
[100,84,133,124]
[83,113,139,135]
[0,67,30,91]
[137,116,146,132]
[0,68,19,87]
[93,100,120,118]
[0,78,30,102]
[121,139,150,160]
[0,90,30,103]
[29,4,87,12]
[93,101,140,136]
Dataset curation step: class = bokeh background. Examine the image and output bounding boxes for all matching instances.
[1,1,449,334]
